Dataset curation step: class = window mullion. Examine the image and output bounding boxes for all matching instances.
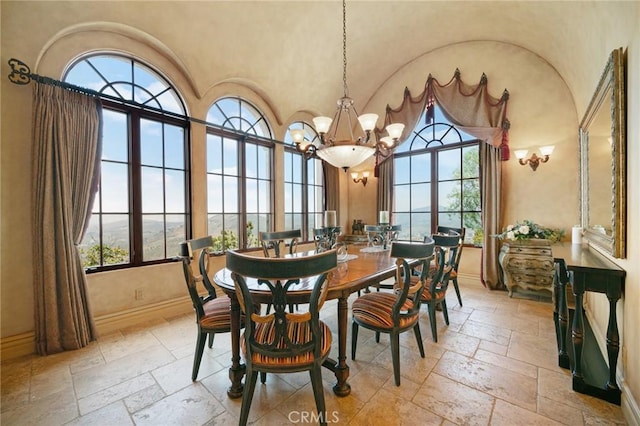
[130,111,143,264]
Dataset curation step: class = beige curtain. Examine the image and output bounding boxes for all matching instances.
[323,163,340,211]
[32,83,102,354]
[480,143,504,289]
[376,157,393,215]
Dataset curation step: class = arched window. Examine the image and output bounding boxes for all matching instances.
[64,54,190,270]
[284,122,324,240]
[393,105,480,243]
[206,97,274,251]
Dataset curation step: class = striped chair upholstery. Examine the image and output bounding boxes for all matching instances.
[226,249,337,426]
[420,233,460,342]
[351,240,435,386]
[179,236,246,382]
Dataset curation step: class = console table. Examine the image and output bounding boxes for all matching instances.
[552,243,625,405]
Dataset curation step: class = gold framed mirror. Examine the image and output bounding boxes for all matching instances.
[579,47,626,258]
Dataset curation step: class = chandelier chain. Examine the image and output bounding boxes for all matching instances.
[342,0,348,98]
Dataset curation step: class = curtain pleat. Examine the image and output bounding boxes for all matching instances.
[31,83,102,354]
[480,143,504,289]
[323,163,339,211]
[376,158,393,215]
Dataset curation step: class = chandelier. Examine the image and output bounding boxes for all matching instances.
[292,0,404,171]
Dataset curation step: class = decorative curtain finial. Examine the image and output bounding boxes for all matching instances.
[480,73,488,85]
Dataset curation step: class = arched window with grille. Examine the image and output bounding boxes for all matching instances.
[206,97,274,251]
[284,122,324,240]
[64,54,190,270]
[393,105,480,243]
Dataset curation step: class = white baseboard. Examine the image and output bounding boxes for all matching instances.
[0,296,192,360]
[623,385,640,426]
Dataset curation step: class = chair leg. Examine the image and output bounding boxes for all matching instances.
[207,332,214,348]
[375,331,381,343]
[351,321,359,360]
[309,365,328,426]
[192,329,208,381]
[413,323,425,358]
[428,302,438,343]
[390,331,401,386]
[442,299,450,325]
[260,372,267,383]
[453,278,463,306]
[239,369,259,426]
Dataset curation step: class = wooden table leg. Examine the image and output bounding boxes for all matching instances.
[606,292,621,391]
[571,277,585,384]
[227,294,245,399]
[554,260,570,369]
[331,295,351,396]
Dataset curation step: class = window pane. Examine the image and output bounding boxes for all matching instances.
[141,119,163,166]
[207,175,223,212]
[208,213,223,237]
[102,110,128,162]
[291,154,302,183]
[246,179,258,212]
[411,183,430,211]
[245,144,257,178]
[284,152,293,182]
[223,138,238,175]
[165,170,185,213]
[222,213,240,249]
[258,145,270,179]
[462,178,481,211]
[224,176,238,213]
[411,153,430,182]
[292,183,302,213]
[439,212,461,229]
[462,145,479,178]
[394,212,411,240]
[439,181,460,211]
[101,162,129,212]
[393,185,411,212]
[395,156,410,184]
[142,166,164,213]
[411,212,431,241]
[166,214,186,256]
[165,124,185,169]
[207,134,222,173]
[438,149,460,180]
[142,215,165,261]
[259,180,270,212]
[100,214,131,265]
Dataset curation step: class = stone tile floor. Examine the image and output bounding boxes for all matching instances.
[1,278,627,425]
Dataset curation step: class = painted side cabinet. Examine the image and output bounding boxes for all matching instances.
[498,239,554,297]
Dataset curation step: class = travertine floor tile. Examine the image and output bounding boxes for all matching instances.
[0,277,628,425]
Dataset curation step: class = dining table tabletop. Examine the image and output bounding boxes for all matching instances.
[213,243,414,398]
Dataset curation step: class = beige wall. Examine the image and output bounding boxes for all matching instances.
[1,1,639,421]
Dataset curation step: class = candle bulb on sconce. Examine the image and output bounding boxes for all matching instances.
[351,171,369,186]
[514,145,555,171]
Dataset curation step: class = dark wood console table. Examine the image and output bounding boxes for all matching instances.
[552,243,625,405]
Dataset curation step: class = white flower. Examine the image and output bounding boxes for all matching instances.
[506,231,515,240]
[518,225,530,235]
[506,225,514,231]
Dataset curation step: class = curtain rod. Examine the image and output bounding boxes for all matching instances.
[7,57,283,145]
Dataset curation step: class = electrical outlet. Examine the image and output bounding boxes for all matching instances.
[135,288,144,301]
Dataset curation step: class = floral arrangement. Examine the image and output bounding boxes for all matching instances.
[494,219,564,243]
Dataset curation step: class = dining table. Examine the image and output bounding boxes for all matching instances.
[213,243,413,398]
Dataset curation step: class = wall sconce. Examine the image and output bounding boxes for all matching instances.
[351,171,369,186]
[514,145,555,171]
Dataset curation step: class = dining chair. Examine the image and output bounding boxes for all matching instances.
[260,229,301,258]
[260,229,302,313]
[420,233,460,342]
[226,249,337,426]
[179,236,243,381]
[351,240,435,386]
[436,226,466,306]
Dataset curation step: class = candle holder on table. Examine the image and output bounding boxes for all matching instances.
[313,226,342,252]
[364,224,401,250]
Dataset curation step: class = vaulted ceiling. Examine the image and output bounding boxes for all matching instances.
[7,1,639,122]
